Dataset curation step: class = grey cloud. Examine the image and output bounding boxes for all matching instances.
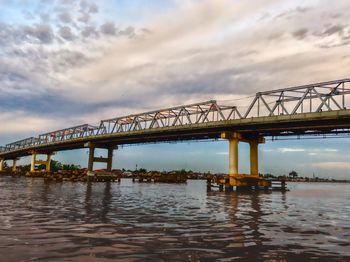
[100,22,117,35]
[23,23,54,44]
[141,28,152,34]
[118,26,135,37]
[79,0,88,11]
[79,0,98,14]
[293,28,308,40]
[40,13,50,23]
[58,11,72,24]
[78,12,90,23]
[322,25,344,36]
[51,50,88,71]
[59,26,75,41]
[81,26,99,38]
[295,6,311,13]
[89,3,98,13]
[268,32,284,40]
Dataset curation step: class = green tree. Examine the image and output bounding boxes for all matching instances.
[289,171,298,179]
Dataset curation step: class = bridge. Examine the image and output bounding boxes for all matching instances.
[1,78,350,189]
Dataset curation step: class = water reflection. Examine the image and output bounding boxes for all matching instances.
[0,177,349,261]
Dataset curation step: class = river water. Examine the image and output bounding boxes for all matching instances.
[0,176,349,261]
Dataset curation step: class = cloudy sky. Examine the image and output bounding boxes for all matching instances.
[1,0,350,178]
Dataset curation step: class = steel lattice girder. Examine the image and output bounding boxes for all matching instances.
[97,100,241,134]
[38,124,98,144]
[244,78,350,118]
[5,137,40,150]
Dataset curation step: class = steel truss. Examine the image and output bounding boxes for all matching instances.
[1,78,350,154]
[244,78,350,118]
[38,124,98,144]
[4,137,40,151]
[97,100,240,134]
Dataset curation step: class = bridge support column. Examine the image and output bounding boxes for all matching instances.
[250,140,260,177]
[0,159,4,172]
[86,143,117,172]
[12,159,17,172]
[221,132,268,189]
[30,152,52,172]
[221,132,241,189]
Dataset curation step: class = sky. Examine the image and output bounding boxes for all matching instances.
[1,0,350,178]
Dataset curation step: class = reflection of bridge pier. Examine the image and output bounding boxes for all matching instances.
[84,182,112,222]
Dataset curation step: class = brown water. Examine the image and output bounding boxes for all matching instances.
[0,176,349,261]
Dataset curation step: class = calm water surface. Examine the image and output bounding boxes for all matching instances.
[0,176,349,261]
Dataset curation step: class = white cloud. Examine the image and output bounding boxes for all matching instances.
[312,161,350,170]
[279,148,306,153]
[215,152,229,155]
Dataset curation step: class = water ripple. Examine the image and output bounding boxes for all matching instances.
[0,176,349,261]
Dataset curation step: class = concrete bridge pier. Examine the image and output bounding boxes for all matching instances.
[221,131,269,190]
[0,159,4,172]
[86,143,117,172]
[30,152,52,172]
[12,158,17,172]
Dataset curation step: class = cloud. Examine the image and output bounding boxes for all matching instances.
[215,152,229,155]
[322,25,344,36]
[0,111,61,135]
[58,11,72,24]
[279,148,306,153]
[81,25,99,38]
[59,26,75,40]
[276,148,338,154]
[312,161,350,170]
[292,28,308,40]
[100,22,117,35]
[22,23,54,44]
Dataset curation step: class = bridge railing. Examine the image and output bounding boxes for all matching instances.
[97,100,241,134]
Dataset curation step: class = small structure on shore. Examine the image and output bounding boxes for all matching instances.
[206,174,287,191]
[136,171,187,183]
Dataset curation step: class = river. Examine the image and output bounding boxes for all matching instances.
[0,176,349,261]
